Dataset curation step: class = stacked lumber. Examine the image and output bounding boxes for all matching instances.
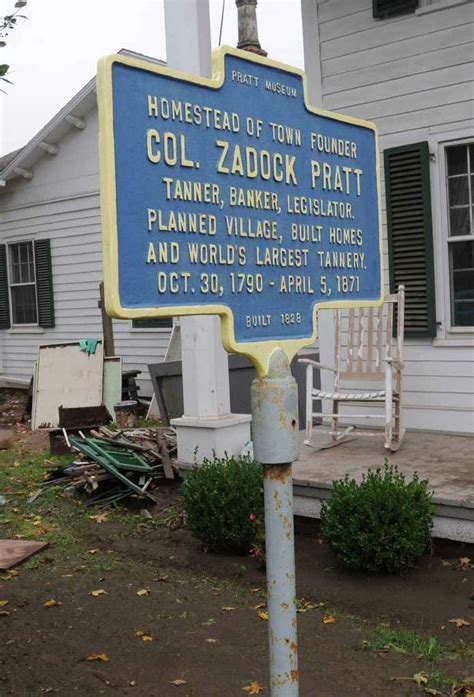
[41,426,177,507]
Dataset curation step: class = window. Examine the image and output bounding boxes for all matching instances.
[0,239,55,329]
[445,143,474,327]
[8,241,38,324]
[373,0,418,18]
[132,318,173,329]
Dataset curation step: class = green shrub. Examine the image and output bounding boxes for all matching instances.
[320,462,433,573]
[182,456,264,554]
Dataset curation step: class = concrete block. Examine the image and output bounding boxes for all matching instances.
[171,413,251,464]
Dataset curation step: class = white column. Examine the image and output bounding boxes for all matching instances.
[163,0,251,464]
[301,0,334,418]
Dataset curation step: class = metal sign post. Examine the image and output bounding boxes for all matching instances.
[97,46,383,695]
[251,348,299,693]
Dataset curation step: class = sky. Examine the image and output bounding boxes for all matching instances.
[0,0,304,155]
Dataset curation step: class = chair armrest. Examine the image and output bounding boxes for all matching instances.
[298,358,336,372]
[384,357,405,370]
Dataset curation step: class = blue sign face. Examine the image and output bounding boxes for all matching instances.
[99,48,382,350]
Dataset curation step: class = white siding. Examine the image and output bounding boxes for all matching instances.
[0,107,171,396]
[312,0,474,433]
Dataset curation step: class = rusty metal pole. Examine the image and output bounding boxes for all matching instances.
[251,349,299,696]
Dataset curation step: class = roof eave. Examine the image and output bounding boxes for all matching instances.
[0,76,97,186]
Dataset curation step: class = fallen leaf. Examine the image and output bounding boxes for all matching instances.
[135,630,153,642]
[89,589,107,597]
[297,598,318,613]
[459,556,471,569]
[43,599,62,608]
[136,589,150,597]
[89,512,108,524]
[258,610,269,621]
[221,606,236,612]
[242,682,264,694]
[250,588,262,594]
[202,618,215,626]
[448,618,470,628]
[87,549,98,555]
[424,688,442,696]
[179,611,189,619]
[322,614,336,624]
[253,603,266,610]
[0,600,9,607]
[413,672,428,686]
[170,678,187,686]
[206,638,217,644]
[86,653,109,662]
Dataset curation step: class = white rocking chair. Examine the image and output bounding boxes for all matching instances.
[299,285,405,452]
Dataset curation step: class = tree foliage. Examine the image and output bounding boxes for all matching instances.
[1,0,28,92]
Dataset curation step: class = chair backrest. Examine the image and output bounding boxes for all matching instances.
[334,285,405,387]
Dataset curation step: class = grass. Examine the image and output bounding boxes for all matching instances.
[2,444,474,695]
[0,447,168,575]
[363,626,474,694]
[426,671,462,692]
[363,625,474,662]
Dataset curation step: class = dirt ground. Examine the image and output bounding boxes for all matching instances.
[0,433,473,696]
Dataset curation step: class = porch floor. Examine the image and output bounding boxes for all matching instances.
[292,427,474,541]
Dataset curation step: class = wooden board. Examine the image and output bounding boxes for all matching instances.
[103,356,122,420]
[32,341,104,430]
[0,540,49,570]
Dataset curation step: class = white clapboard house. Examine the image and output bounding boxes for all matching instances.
[0,52,173,397]
[1,4,474,436]
[301,0,474,434]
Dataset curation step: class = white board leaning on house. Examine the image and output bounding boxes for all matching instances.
[31,341,104,430]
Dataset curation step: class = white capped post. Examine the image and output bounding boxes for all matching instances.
[163,0,251,464]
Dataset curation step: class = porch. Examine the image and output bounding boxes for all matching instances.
[293,428,474,543]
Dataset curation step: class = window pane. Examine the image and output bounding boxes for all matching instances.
[10,244,21,283]
[11,284,37,324]
[447,145,468,175]
[451,240,474,269]
[453,270,474,299]
[451,240,474,326]
[453,301,474,326]
[470,144,474,173]
[449,207,470,236]
[448,176,469,206]
[9,242,35,283]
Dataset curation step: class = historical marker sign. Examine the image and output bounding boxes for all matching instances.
[98,47,383,372]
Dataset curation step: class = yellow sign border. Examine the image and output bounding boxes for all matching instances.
[97,45,384,376]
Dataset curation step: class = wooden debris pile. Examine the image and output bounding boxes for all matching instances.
[41,426,177,507]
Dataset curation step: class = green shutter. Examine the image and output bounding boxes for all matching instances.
[132,318,173,329]
[0,244,11,329]
[373,0,418,18]
[34,239,55,328]
[384,142,436,338]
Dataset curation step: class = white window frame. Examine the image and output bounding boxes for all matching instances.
[6,239,39,328]
[437,137,474,336]
[416,0,471,15]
